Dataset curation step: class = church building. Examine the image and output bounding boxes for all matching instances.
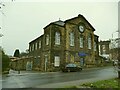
[29,14,99,71]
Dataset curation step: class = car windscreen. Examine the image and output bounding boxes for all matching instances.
[66,64,77,67]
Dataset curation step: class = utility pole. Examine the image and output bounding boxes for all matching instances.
[118,31,120,79]
[118,1,120,79]
[111,31,118,63]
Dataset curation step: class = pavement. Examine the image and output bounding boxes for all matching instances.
[8,69,59,76]
[6,67,104,76]
[5,66,115,77]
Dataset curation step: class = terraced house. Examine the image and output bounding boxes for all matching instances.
[29,14,99,71]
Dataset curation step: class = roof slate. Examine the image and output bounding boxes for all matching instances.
[52,20,65,26]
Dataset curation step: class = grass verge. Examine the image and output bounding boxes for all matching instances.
[61,78,120,89]
[81,78,119,88]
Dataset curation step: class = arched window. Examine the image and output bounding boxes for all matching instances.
[94,42,96,51]
[46,34,49,45]
[39,40,41,49]
[35,42,37,50]
[80,36,84,48]
[32,44,34,51]
[88,34,92,49]
[55,32,60,45]
[69,32,74,46]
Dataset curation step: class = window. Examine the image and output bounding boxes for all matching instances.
[54,56,60,67]
[29,46,32,52]
[30,46,32,51]
[70,32,74,46]
[55,32,60,45]
[39,40,41,49]
[88,34,92,49]
[46,34,49,45]
[32,44,34,51]
[102,45,106,54]
[80,36,84,48]
[35,42,37,50]
[94,42,96,51]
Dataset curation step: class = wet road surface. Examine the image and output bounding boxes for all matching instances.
[1,66,118,88]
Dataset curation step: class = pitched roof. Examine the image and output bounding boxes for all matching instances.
[65,14,95,31]
[44,20,65,29]
[52,20,65,26]
[29,35,43,44]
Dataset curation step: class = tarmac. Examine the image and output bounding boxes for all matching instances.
[34,74,117,88]
[35,66,117,88]
[3,66,117,88]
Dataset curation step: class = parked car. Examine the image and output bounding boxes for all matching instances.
[61,63,82,72]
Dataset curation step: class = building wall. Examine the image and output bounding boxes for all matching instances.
[64,17,97,67]
[27,15,99,71]
[10,57,34,71]
[99,41,110,55]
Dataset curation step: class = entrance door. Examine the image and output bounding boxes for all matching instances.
[26,61,32,71]
[80,58,84,66]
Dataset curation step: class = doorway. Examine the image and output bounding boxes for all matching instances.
[80,58,84,66]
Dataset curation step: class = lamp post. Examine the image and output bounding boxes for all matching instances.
[111,30,120,79]
[111,31,118,61]
[118,30,120,79]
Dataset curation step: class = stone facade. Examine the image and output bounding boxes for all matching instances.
[99,40,110,55]
[10,57,34,71]
[99,40,111,60]
[29,14,99,71]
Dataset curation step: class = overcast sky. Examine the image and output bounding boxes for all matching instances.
[0,0,119,55]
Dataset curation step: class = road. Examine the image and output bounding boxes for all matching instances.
[1,66,118,88]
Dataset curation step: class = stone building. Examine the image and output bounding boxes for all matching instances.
[99,39,120,63]
[29,14,99,71]
[10,57,33,71]
[99,40,110,60]
[99,40,110,55]
[110,38,120,61]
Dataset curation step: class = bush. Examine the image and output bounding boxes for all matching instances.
[2,50,10,73]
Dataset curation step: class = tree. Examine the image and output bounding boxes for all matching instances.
[13,49,20,57]
[2,49,10,73]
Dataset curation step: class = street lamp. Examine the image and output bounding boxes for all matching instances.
[111,30,120,79]
[111,30,119,60]
[118,30,120,79]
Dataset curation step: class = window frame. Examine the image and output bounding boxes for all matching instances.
[69,32,74,46]
[46,34,49,45]
[80,36,84,48]
[32,44,34,51]
[39,40,41,49]
[94,41,97,51]
[35,42,37,50]
[54,56,60,67]
[55,32,60,45]
[88,34,92,49]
